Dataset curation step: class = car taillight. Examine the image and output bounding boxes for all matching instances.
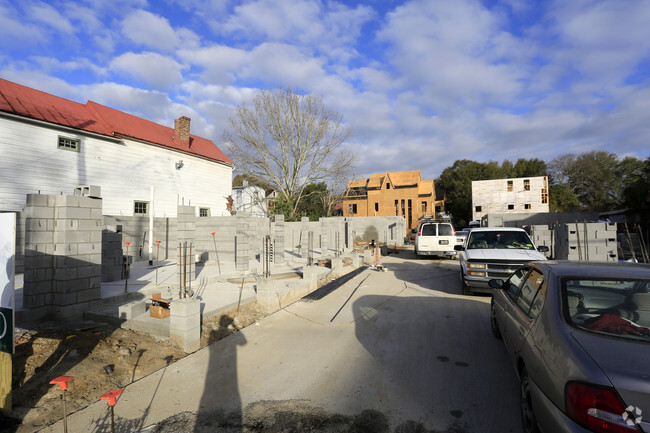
[566,382,640,433]
[453,229,456,236]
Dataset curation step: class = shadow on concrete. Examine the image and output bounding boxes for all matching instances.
[352,293,519,432]
[187,315,246,433]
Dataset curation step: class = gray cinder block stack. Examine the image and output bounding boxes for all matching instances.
[23,187,103,319]
[530,225,554,259]
[554,222,618,262]
[272,214,285,263]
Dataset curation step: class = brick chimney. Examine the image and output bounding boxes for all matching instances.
[174,116,191,144]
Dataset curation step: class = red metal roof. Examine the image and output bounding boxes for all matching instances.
[0,78,233,166]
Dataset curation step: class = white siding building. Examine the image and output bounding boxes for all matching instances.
[232,183,268,217]
[0,78,233,217]
[472,176,549,222]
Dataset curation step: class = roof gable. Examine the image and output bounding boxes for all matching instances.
[0,78,232,166]
[387,170,421,187]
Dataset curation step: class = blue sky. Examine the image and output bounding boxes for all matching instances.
[2,0,649,182]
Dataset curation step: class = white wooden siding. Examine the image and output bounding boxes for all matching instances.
[0,116,233,217]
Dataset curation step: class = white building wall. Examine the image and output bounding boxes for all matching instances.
[472,176,549,221]
[232,185,267,217]
[0,116,233,217]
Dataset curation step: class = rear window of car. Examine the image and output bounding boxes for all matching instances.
[421,224,436,236]
[562,278,650,343]
[466,231,534,250]
[439,224,453,236]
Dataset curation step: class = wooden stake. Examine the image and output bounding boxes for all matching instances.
[0,351,11,416]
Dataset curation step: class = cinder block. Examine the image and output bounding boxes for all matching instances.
[55,195,80,208]
[54,278,89,293]
[74,185,101,198]
[170,314,200,332]
[26,194,50,207]
[27,231,53,244]
[54,268,77,281]
[26,219,50,231]
[78,195,102,209]
[76,288,101,303]
[118,301,146,320]
[56,219,81,230]
[170,298,201,316]
[77,242,99,254]
[331,257,344,276]
[23,294,47,309]
[57,207,90,219]
[53,292,77,306]
[23,280,53,294]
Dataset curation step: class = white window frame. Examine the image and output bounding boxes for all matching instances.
[134,201,149,216]
[58,136,80,152]
[199,207,210,217]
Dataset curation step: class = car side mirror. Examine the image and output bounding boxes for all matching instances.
[454,245,464,251]
[488,279,504,289]
[537,245,549,253]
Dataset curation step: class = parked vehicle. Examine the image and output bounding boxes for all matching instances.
[455,227,548,295]
[414,217,456,258]
[455,230,469,247]
[489,261,650,433]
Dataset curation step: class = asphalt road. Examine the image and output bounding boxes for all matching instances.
[43,252,523,433]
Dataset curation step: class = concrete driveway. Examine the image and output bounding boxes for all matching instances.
[41,252,522,433]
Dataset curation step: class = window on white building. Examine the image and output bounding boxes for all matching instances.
[524,179,530,191]
[199,208,210,217]
[508,204,514,210]
[58,136,80,152]
[134,201,149,216]
[525,203,531,210]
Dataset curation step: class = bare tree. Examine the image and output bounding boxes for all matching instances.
[223,88,355,219]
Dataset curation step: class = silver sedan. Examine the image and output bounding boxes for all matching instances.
[489,261,650,433]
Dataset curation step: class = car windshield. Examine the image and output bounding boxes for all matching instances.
[466,231,534,250]
[562,278,650,342]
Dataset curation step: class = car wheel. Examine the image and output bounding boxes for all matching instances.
[490,300,502,339]
[520,367,540,433]
[460,270,472,296]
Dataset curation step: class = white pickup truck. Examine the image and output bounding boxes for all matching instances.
[454,227,549,295]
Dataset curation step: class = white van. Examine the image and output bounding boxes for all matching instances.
[414,218,457,258]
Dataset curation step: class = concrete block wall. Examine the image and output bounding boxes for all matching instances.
[101,226,123,282]
[195,216,238,265]
[23,192,103,318]
[554,222,618,262]
[530,225,554,259]
[272,214,285,263]
[283,216,406,257]
[103,215,177,263]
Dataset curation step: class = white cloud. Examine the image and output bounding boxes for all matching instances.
[0,3,46,46]
[121,10,199,52]
[218,0,374,60]
[110,52,184,89]
[378,0,527,112]
[242,42,328,89]
[82,82,174,120]
[27,1,75,34]
[178,45,247,84]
